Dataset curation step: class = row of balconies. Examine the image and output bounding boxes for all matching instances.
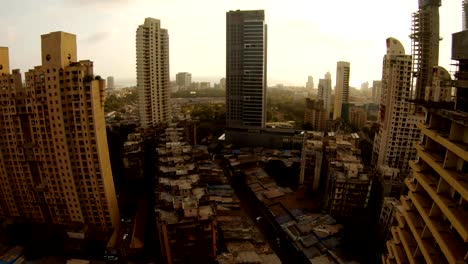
[402,167,468,264]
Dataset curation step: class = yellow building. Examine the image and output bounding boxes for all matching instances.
[382,29,468,264]
[0,32,119,241]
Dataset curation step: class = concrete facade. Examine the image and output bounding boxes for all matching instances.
[226,10,267,129]
[136,18,170,128]
[0,32,119,241]
[0,47,10,74]
[372,38,423,176]
[333,61,350,120]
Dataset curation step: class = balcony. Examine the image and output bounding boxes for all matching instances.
[409,191,466,263]
[400,198,446,264]
[417,122,468,162]
[410,161,468,242]
[397,227,426,264]
[389,238,409,264]
[415,144,468,201]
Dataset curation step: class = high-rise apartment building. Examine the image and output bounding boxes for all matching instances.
[318,72,332,118]
[410,0,441,101]
[464,0,468,30]
[382,28,468,264]
[333,61,350,120]
[107,76,114,89]
[0,32,119,240]
[175,72,191,89]
[226,10,267,129]
[136,18,170,128]
[372,38,423,176]
[372,80,382,103]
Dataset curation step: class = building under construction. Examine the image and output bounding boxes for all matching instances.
[382,21,468,264]
[410,0,441,101]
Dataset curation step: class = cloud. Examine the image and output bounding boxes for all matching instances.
[85,32,111,43]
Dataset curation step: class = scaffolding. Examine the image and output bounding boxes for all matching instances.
[410,2,441,103]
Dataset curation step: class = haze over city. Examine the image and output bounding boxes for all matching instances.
[0,0,462,87]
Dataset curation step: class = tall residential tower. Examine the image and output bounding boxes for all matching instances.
[226,10,267,129]
[136,18,170,128]
[333,61,350,120]
[0,32,119,240]
[373,38,423,176]
[317,72,332,118]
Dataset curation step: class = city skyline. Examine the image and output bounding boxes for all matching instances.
[0,0,463,87]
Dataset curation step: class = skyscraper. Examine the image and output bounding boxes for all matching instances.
[317,72,332,118]
[107,76,114,89]
[333,61,350,120]
[464,0,468,30]
[382,27,468,264]
[306,75,314,92]
[372,38,423,175]
[410,0,441,101]
[136,18,170,128]
[226,10,267,129]
[0,32,119,240]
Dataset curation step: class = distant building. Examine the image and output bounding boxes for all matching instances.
[348,104,367,130]
[371,80,382,103]
[317,72,332,119]
[324,133,372,217]
[300,132,324,191]
[306,75,314,92]
[226,10,267,129]
[200,81,210,89]
[176,72,192,89]
[0,32,119,242]
[304,98,327,131]
[372,38,423,176]
[136,18,170,128]
[378,197,401,241]
[424,66,453,102]
[107,76,115,89]
[377,165,402,199]
[333,61,350,120]
[219,77,226,89]
[360,81,369,91]
[464,0,468,30]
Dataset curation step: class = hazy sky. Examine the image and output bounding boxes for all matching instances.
[0,0,463,87]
